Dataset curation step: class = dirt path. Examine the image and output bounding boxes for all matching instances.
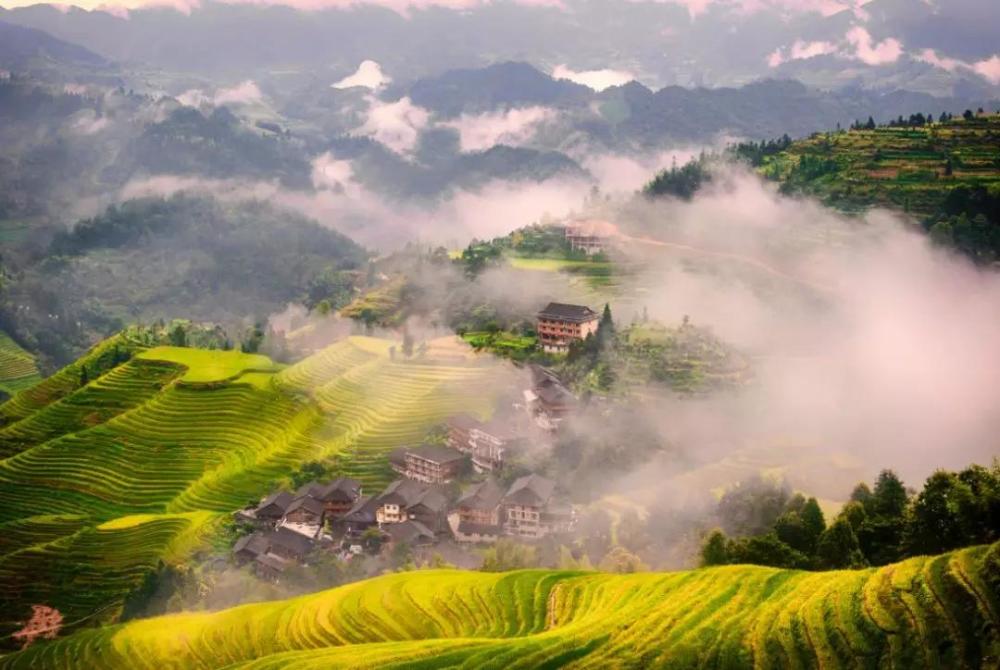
[621,234,835,295]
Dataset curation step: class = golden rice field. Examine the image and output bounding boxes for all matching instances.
[0,336,503,645]
[1,541,997,669]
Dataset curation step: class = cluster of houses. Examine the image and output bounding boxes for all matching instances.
[233,426,576,579]
[230,299,599,581]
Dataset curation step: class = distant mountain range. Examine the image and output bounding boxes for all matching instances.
[1,0,998,96]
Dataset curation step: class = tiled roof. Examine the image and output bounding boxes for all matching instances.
[537,302,598,323]
[504,473,555,507]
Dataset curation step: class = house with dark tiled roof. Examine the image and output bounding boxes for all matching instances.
[337,495,379,536]
[253,552,292,582]
[267,526,315,562]
[282,495,326,526]
[382,520,436,547]
[536,302,599,353]
[447,415,519,473]
[502,473,574,539]
[451,477,505,543]
[233,532,271,564]
[253,491,295,524]
[296,478,362,517]
[389,444,467,484]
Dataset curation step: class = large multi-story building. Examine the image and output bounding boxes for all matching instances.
[446,415,518,472]
[564,219,617,255]
[536,302,599,353]
[502,473,574,539]
[389,444,467,484]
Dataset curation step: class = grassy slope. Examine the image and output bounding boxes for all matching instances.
[0,336,501,641]
[0,332,42,398]
[2,541,998,669]
[760,114,1000,216]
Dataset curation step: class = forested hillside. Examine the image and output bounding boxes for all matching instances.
[0,195,367,369]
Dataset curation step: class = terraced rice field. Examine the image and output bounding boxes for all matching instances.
[0,332,42,399]
[0,336,504,644]
[761,115,1000,216]
[276,337,504,487]
[2,541,997,669]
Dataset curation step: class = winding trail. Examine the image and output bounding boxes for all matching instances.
[620,233,835,295]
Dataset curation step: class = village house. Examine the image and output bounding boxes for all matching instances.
[502,473,574,539]
[337,495,379,537]
[536,302,599,353]
[267,526,315,562]
[451,477,505,543]
[232,526,316,582]
[254,553,292,582]
[564,218,617,255]
[295,478,362,517]
[281,495,326,527]
[389,444,467,484]
[361,478,452,538]
[233,532,271,565]
[250,490,294,525]
[446,415,518,473]
[522,366,577,430]
[382,520,436,547]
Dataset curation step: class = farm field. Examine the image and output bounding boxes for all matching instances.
[760,114,1000,217]
[2,540,997,669]
[0,335,504,645]
[0,332,42,399]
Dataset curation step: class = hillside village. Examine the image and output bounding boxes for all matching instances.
[229,299,596,580]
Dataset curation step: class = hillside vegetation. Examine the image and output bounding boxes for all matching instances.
[753,113,1000,261]
[0,335,501,644]
[2,540,998,668]
[0,331,41,399]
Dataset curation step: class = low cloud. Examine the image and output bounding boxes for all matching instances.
[332,60,390,90]
[177,80,263,108]
[552,65,635,92]
[916,49,1000,86]
[767,39,837,67]
[845,26,902,66]
[355,96,430,155]
[440,106,556,152]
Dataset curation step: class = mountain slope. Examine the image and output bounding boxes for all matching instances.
[2,541,998,668]
[0,20,107,73]
[755,113,1000,260]
[0,335,502,642]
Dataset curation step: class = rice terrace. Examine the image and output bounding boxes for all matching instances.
[0,0,999,667]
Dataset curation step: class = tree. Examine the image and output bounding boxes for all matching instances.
[700,530,729,566]
[168,323,187,347]
[480,539,538,571]
[727,533,810,569]
[838,500,867,533]
[599,546,648,573]
[963,109,975,121]
[800,498,826,550]
[903,470,967,556]
[79,366,89,387]
[401,329,414,357]
[850,482,872,506]
[865,116,876,130]
[774,512,812,554]
[870,470,908,519]
[815,518,867,569]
